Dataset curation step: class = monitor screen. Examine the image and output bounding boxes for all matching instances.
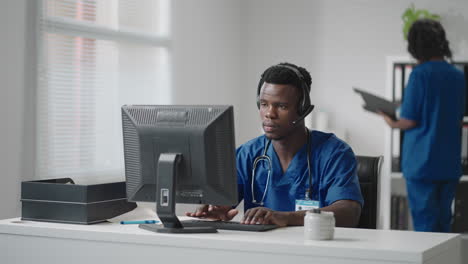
[121,105,238,233]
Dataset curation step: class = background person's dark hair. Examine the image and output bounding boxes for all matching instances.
[407,19,452,62]
[259,62,312,105]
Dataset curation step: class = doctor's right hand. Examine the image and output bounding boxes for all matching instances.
[185,205,238,221]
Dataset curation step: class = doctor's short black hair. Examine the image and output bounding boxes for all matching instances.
[407,19,452,62]
[259,62,312,92]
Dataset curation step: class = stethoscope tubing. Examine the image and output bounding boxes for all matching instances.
[251,129,312,205]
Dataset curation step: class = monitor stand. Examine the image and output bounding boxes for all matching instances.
[138,153,217,234]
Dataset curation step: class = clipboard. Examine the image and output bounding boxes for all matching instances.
[353,87,398,120]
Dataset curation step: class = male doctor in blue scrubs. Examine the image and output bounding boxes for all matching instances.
[187,62,363,227]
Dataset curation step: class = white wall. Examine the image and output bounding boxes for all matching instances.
[0,0,37,219]
[240,0,468,156]
[171,0,243,143]
[0,0,245,219]
[1,0,467,219]
[170,0,243,214]
[239,0,468,229]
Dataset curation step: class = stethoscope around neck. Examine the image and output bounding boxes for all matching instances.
[251,129,313,206]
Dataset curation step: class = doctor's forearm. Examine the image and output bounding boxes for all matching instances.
[285,211,307,226]
[321,200,361,227]
[285,200,361,227]
[387,118,417,130]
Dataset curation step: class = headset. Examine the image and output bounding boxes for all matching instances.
[256,64,315,125]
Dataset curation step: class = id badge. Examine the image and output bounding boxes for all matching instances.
[295,199,319,211]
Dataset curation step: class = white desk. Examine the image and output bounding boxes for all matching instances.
[0,217,461,264]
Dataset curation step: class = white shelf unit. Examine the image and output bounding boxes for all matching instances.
[382,56,468,230]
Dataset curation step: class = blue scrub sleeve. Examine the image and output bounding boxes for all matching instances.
[322,147,364,207]
[400,71,423,122]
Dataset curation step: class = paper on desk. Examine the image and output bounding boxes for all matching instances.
[71,175,125,185]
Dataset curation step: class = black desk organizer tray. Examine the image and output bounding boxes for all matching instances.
[21,178,136,224]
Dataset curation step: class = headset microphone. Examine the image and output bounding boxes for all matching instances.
[292,104,315,125]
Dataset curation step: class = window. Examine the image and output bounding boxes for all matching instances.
[37,0,171,179]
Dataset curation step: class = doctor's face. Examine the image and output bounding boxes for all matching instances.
[258,82,301,140]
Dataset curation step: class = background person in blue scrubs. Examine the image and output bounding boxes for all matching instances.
[187,63,363,227]
[380,19,466,232]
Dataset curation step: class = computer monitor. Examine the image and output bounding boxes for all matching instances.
[121,105,238,233]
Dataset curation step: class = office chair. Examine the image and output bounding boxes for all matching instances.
[356,155,383,229]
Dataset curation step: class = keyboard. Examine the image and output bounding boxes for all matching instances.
[181,220,279,232]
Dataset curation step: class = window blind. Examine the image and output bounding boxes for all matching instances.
[37,0,171,179]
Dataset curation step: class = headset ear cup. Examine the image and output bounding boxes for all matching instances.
[256,78,264,109]
[303,84,312,114]
[298,83,309,116]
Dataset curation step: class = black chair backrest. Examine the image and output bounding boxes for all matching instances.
[453,181,468,232]
[356,155,382,229]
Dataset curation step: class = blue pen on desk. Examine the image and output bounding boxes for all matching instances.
[120,220,159,225]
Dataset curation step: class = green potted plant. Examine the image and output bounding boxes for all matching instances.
[402,4,440,40]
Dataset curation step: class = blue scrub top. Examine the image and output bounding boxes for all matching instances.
[400,61,465,181]
[236,130,364,211]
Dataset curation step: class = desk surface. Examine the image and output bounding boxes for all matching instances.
[0,217,461,264]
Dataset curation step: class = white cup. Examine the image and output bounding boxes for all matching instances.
[304,209,335,240]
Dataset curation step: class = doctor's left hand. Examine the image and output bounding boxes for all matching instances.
[241,207,289,227]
